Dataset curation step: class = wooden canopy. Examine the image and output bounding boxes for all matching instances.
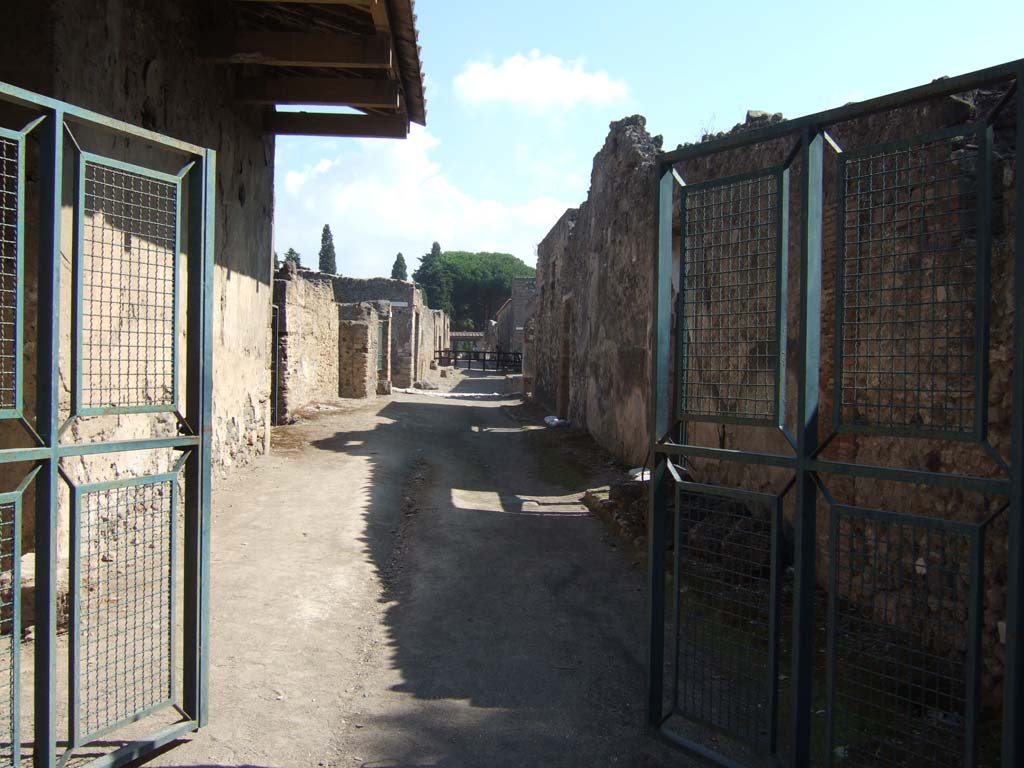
[212,0,426,138]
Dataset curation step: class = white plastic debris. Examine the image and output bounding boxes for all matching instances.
[544,415,569,427]
[628,467,651,482]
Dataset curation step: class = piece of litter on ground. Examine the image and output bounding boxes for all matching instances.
[544,415,569,427]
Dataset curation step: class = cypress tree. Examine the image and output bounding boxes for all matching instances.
[391,252,408,280]
[318,224,337,274]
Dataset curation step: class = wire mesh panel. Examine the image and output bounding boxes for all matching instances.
[79,159,179,413]
[0,137,19,415]
[0,500,17,767]
[829,507,981,767]
[680,170,784,424]
[836,131,982,436]
[674,486,779,748]
[75,477,175,740]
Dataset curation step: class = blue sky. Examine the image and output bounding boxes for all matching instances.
[274,0,1024,278]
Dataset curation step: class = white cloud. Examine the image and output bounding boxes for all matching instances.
[453,49,627,110]
[274,127,573,278]
[283,158,336,195]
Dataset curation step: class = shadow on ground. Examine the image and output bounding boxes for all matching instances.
[307,374,681,767]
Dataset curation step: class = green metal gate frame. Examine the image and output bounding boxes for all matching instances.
[0,81,214,767]
[648,58,1024,767]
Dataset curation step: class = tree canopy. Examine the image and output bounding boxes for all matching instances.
[318,224,337,274]
[391,252,408,281]
[283,247,301,269]
[412,245,535,331]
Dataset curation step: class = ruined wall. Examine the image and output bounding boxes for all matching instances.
[510,277,537,354]
[521,317,537,395]
[490,300,514,352]
[413,307,439,383]
[387,305,445,387]
[534,210,576,410]
[532,116,661,464]
[333,276,417,307]
[436,309,450,352]
[273,270,340,420]
[274,269,445,397]
[370,300,392,388]
[338,302,382,399]
[390,306,415,388]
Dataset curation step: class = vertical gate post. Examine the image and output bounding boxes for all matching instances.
[183,149,215,727]
[1002,67,1024,768]
[790,127,823,767]
[646,162,675,727]
[33,107,63,768]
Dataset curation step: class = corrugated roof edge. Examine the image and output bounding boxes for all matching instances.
[388,0,426,126]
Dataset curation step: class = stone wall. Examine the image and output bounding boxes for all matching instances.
[338,303,382,399]
[374,302,393,389]
[273,270,340,418]
[333,276,418,307]
[390,305,416,388]
[510,277,537,354]
[274,268,446,398]
[532,116,662,464]
[488,299,514,353]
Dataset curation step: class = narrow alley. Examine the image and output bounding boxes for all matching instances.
[145,370,685,768]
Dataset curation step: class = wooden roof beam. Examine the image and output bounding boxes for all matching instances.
[232,0,369,3]
[230,0,388,28]
[236,76,399,108]
[205,31,392,69]
[265,111,409,138]
[367,0,390,32]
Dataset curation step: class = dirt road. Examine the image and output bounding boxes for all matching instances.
[145,370,688,767]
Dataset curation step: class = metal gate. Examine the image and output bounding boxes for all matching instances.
[648,60,1023,767]
[0,82,213,766]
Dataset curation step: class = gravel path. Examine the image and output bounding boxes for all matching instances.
[143,370,689,767]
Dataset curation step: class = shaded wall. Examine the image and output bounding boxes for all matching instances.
[510,277,537,354]
[2,0,275,472]
[532,116,662,464]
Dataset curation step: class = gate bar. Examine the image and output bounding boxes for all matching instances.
[33,106,64,768]
[1003,64,1024,768]
[659,57,1024,164]
[646,163,675,727]
[0,82,205,157]
[183,148,216,727]
[790,127,823,768]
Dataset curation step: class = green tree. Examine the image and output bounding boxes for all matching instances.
[284,247,301,269]
[412,246,535,330]
[391,252,408,280]
[273,250,280,270]
[412,241,451,314]
[318,224,337,274]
